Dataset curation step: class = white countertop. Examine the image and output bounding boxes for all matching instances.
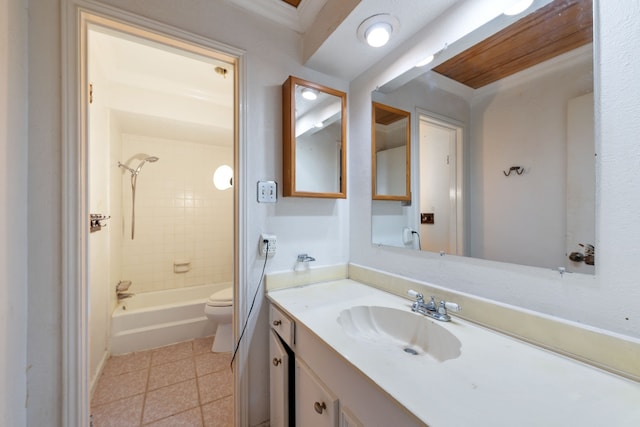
[268,279,640,427]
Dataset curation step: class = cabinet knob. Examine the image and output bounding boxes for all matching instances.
[272,320,282,326]
[314,401,327,414]
[272,358,282,366]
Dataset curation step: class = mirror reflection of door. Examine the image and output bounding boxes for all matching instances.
[566,92,595,274]
[419,114,464,255]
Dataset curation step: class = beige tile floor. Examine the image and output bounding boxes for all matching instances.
[91,336,233,427]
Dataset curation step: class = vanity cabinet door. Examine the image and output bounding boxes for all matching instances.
[295,357,339,427]
[270,330,290,427]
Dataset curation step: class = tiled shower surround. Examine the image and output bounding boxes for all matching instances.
[119,134,233,294]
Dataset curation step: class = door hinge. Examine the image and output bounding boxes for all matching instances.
[89,83,93,104]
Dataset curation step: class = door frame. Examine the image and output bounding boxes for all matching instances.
[61,1,248,425]
[415,109,465,256]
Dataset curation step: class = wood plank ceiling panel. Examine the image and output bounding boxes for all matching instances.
[281,0,302,7]
[433,0,592,89]
[374,107,406,125]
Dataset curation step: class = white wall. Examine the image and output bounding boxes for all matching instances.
[350,1,640,343]
[0,0,28,425]
[296,123,341,193]
[108,115,123,320]
[27,0,349,425]
[469,54,592,268]
[376,147,406,195]
[27,0,63,425]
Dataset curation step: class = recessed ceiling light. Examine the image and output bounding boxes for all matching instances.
[357,14,400,48]
[365,22,392,47]
[503,0,534,16]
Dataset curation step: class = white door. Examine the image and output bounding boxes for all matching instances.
[270,330,290,427]
[419,116,463,255]
[295,358,339,427]
[566,92,595,273]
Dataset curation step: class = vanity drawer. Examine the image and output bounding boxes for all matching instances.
[270,304,295,347]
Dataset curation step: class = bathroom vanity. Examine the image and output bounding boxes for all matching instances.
[267,279,640,427]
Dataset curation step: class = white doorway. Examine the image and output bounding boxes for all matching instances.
[62,6,244,426]
[418,113,464,255]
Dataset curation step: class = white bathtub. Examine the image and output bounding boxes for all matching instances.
[110,282,231,355]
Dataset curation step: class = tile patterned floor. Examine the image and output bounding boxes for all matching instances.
[91,336,233,427]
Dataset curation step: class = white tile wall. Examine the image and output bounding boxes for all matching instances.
[119,134,233,294]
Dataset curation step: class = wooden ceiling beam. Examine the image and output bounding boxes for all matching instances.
[433,0,592,89]
[281,0,302,8]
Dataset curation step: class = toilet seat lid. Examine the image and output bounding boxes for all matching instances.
[206,287,233,306]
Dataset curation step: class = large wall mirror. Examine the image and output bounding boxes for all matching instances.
[283,76,347,198]
[372,102,411,201]
[371,0,595,274]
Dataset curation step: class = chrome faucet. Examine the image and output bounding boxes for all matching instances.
[296,253,316,262]
[407,290,436,314]
[408,289,461,322]
[117,292,135,300]
[116,280,134,301]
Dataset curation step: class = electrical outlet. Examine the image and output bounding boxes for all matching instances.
[259,234,277,256]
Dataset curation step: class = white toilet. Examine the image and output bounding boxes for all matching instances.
[204,286,233,353]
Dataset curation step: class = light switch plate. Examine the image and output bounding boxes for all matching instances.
[257,180,277,203]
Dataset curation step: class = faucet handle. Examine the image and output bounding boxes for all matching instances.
[116,280,132,292]
[439,300,461,314]
[407,289,423,301]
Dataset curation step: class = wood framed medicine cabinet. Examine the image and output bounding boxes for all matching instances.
[282,76,347,198]
[372,102,411,201]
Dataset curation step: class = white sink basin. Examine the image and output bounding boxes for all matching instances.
[337,306,461,362]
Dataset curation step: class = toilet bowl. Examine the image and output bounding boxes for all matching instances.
[204,286,233,353]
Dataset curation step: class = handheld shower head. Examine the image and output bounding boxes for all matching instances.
[134,156,160,174]
[119,155,159,240]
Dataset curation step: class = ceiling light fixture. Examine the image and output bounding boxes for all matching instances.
[366,22,392,47]
[503,0,534,16]
[357,14,399,48]
[301,87,318,101]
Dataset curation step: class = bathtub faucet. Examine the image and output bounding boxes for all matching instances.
[116,280,132,292]
[117,292,135,300]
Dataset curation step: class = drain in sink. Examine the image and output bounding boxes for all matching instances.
[403,347,419,355]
